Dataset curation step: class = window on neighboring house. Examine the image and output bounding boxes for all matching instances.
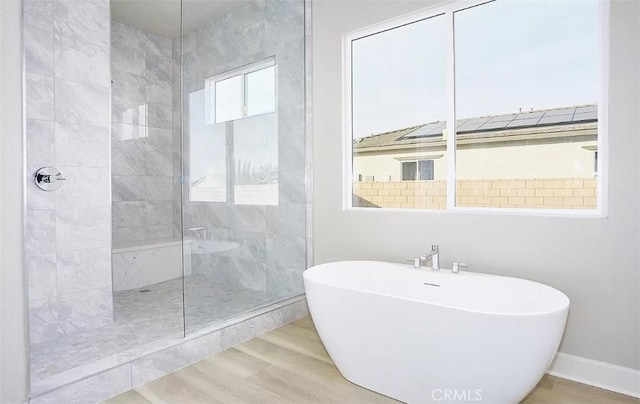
[347,0,605,214]
[402,160,434,181]
[402,162,417,181]
[418,160,434,181]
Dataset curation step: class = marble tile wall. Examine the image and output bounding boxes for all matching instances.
[180,0,308,305]
[24,0,113,345]
[111,21,177,245]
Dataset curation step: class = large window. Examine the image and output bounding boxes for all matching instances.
[346,0,606,214]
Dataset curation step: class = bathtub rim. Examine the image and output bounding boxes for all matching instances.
[304,260,570,317]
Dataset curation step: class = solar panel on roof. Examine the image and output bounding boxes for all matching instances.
[462,117,491,125]
[575,105,597,113]
[515,111,545,120]
[506,117,541,128]
[457,122,486,132]
[542,107,576,117]
[572,111,598,122]
[537,114,574,125]
[476,120,510,131]
[394,105,597,141]
[487,114,517,123]
[400,121,446,139]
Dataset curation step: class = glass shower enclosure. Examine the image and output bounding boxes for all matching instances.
[24,0,307,397]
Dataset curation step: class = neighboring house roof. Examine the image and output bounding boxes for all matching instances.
[354,105,598,151]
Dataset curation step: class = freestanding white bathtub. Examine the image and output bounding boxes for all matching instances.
[304,261,569,404]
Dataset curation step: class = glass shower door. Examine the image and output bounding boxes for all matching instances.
[181,0,307,334]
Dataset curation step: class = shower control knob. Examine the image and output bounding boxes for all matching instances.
[34,166,66,191]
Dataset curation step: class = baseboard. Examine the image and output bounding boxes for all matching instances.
[547,352,640,398]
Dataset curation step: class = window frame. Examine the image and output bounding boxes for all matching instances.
[205,57,277,125]
[342,0,609,217]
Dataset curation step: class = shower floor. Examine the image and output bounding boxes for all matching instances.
[30,274,284,387]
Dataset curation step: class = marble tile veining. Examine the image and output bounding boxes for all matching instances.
[111,43,146,76]
[54,78,110,127]
[53,0,110,48]
[54,33,110,87]
[25,26,54,76]
[25,73,54,121]
[111,142,146,176]
[30,364,131,404]
[145,151,173,177]
[24,0,54,32]
[27,254,57,302]
[111,70,146,102]
[55,166,110,209]
[56,247,111,296]
[111,21,145,51]
[145,51,172,84]
[29,297,62,345]
[145,176,173,201]
[266,233,306,269]
[145,224,174,240]
[147,103,173,129]
[145,31,172,58]
[54,122,109,168]
[55,208,110,252]
[112,201,147,228]
[56,286,113,333]
[146,127,173,152]
[26,209,56,256]
[26,119,55,172]
[111,97,147,125]
[112,176,146,202]
[145,200,173,226]
[112,242,183,291]
[130,331,222,387]
[30,275,291,384]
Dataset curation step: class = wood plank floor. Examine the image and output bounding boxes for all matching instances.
[105,316,638,404]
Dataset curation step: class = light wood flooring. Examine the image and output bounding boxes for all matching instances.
[105,316,639,404]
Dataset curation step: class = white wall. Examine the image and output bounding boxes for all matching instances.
[313,0,640,370]
[0,0,29,402]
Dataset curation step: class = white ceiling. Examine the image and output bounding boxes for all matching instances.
[110,0,251,39]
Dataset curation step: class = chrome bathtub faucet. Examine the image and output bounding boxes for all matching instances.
[407,244,440,270]
[421,244,440,271]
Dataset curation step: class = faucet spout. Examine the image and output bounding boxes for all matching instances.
[421,244,440,271]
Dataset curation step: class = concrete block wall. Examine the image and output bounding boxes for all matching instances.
[354,178,598,209]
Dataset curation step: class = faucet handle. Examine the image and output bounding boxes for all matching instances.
[431,244,439,252]
[406,258,421,268]
[451,261,468,274]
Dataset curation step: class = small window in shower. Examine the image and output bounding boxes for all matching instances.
[192,57,279,206]
[207,57,276,124]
